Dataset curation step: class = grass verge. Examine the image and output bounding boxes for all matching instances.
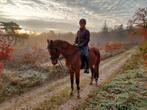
[75,53,147,110]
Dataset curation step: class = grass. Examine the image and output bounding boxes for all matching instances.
[75,53,147,110]
[34,87,71,110]
[0,65,67,104]
[0,48,128,104]
[33,74,89,110]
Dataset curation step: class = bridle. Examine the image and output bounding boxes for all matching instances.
[48,46,59,61]
[48,45,79,60]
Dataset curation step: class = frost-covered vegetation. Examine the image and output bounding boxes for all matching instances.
[0,40,14,76]
[0,24,131,104]
[75,50,147,110]
[0,45,127,104]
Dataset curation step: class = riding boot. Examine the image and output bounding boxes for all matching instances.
[84,55,89,74]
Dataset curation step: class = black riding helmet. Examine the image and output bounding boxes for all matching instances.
[79,19,86,24]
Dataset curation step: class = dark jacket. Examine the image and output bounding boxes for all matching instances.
[75,28,90,48]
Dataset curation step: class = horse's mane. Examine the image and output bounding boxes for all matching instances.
[54,39,71,45]
[53,39,75,49]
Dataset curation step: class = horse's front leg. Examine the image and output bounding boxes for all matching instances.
[75,69,80,99]
[66,61,74,96]
[69,71,74,96]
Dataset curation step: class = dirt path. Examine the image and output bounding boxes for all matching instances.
[0,48,136,110]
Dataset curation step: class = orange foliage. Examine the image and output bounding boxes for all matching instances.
[0,62,3,74]
[139,28,147,41]
[144,61,147,66]
[104,42,124,51]
[144,53,147,58]
[144,53,147,66]
[0,41,14,61]
[129,8,147,66]
[0,40,14,76]
[128,7,147,42]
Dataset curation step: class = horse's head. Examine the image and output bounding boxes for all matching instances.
[47,39,60,65]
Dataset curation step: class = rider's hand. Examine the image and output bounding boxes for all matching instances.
[74,43,79,47]
[78,43,84,48]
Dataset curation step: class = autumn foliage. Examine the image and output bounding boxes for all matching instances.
[0,40,14,75]
[128,7,147,66]
[104,42,124,51]
[128,7,147,41]
[143,53,147,66]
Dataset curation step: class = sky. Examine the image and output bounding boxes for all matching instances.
[0,0,147,33]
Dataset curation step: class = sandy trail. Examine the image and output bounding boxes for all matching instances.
[0,48,136,110]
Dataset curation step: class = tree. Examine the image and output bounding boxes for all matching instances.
[102,21,109,33]
[0,40,14,76]
[0,21,28,44]
[128,7,147,41]
[128,7,147,66]
[0,21,21,34]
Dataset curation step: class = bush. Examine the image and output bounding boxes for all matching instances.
[0,62,3,74]
[0,40,14,76]
[22,46,48,65]
[138,40,147,66]
[104,42,124,51]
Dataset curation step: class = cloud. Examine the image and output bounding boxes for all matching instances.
[0,0,147,32]
[7,19,78,32]
[0,0,7,3]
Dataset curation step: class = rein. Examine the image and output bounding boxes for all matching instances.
[49,46,79,60]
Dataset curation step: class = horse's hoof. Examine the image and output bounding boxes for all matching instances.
[89,82,93,85]
[77,95,81,99]
[96,83,99,87]
[70,92,73,96]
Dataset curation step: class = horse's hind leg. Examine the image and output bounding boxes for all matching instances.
[95,69,98,86]
[95,63,100,86]
[90,67,94,85]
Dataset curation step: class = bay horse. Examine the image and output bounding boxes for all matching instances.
[47,39,100,98]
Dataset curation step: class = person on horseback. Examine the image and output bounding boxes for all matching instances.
[74,18,90,73]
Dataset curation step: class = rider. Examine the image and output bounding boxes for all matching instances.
[74,19,90,73]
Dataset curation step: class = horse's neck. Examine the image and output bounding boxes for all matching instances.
[58,42,77,58]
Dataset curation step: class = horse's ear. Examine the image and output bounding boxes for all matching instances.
[50,40,53,44]
[47,39,53,43]
[47,39,53,48]
[47,39,50,44]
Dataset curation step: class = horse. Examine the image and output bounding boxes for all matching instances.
[47,39,100,98]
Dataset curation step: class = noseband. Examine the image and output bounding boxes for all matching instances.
[48,45,78,60]
[48,46,59,61]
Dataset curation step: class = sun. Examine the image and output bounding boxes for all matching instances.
[17,29,30,34]
[0,0,7,3]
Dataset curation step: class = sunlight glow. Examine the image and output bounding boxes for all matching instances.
[17,29,30,34]
[0,0,7,3]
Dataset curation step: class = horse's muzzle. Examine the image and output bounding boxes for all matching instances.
[51,60,58,65]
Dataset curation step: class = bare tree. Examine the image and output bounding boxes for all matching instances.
[128,7,147,41]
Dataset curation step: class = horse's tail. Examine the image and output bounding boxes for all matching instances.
[92,47,100,80]
[93,47,101,65]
